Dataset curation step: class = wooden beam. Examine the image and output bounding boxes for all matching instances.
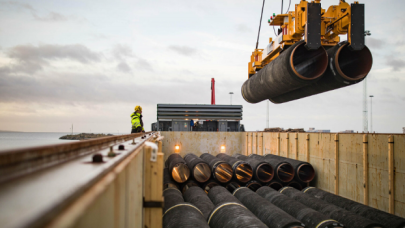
[306,134,310,162]
[277,133,281,156]
[334,134,339,195]
[363,134,369,205]
[388,135,395,214]
[286,133,289,158]
[295,133,299,160]
[245,133,248,155]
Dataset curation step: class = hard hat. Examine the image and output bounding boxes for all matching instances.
[135,106,142,112]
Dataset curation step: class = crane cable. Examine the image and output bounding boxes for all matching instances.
[255,0,266,49]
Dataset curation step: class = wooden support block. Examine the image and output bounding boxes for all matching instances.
[277,133,281,156]
[388,135,395,214]
[260,133,264,155]
[295,133,298,160]
[158,141,162,153]
[286,134,289,158]
[306,134,310,162]
[245,133,248,155]
[251,133,254,155]
[144,144,163,228]
[363,134,369,205]
[334,134,339,195]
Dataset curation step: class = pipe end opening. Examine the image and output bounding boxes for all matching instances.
[288,182,303,191]
[268,182,283,191]
[172,163,190,183]
[194,163,211,183]
[291,43,328,80]
[235,163,253,183]
[337,44,373,80]
[257,163,274,183]
[277,163,295,182]
[297,164,315,183]
[215,163,233,183]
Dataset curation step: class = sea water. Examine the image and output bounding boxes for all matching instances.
[0,132,104,151]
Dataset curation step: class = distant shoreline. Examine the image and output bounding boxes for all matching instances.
[0,130,23,132]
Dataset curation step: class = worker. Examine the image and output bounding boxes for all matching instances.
[190,119,194,131]
[131,106,145,133]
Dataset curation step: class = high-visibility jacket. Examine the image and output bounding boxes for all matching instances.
[131,112,144,131]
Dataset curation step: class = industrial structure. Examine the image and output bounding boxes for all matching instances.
[242,0,373,104]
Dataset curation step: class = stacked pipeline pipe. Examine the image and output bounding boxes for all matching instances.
[271,42,373,103]
[245,180,262,192]
[281,187,383,228]
[268,180,284,191]
[264,154,315,184]
[233,187,304,228]
[225,182,241,193]
[216,153,253,183]
[241,40,328,104]
[165,153,190,183]
[207,186,267,228]
[164,168,179,190]
[256,186,344,228]
[184,153,211,183]
[233,154,274,184]
[200,153,233,183]
[180,179,199,194]
[201,179,221,194]
[250,154,295,183]
[303,187,405,228]
[163,187,209,228]
[183,186,215,220]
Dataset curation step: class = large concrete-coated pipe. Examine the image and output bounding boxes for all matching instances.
[183,186,215,220]
[281,187,383,228]
[225,181,241,193]
[200,153,233,183]
[233,154,274,183]
[303,187,405,228]
[272,42,373,103]
[201,178,221,194]
[180,179,199,194]
[165,153,190,183]
[233,187,304,228]
[250,154,294,183]
[268,180,284,191]
[241,40,328,104]
[256,186,344,228]
[264,154,315,183]
[287,181,303,190]
[207,186,267,228]
[245,180,263,192]
[184,153,211,183]
[216,153,253,183]
[164,187,184,211]
[164,168,179,190]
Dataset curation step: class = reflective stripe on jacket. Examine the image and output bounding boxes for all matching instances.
[130,112,144,130]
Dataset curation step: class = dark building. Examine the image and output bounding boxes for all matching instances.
[151,104,244,132]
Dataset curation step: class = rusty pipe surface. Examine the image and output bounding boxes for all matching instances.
[271,42,373,103]
[184,153,211,183]
[241,40,328,104]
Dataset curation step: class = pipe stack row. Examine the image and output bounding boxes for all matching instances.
[164,152,316,193]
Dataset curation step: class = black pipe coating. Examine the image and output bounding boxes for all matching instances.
[165,153,190,183]
[163,202,210,228]
[256,186,344,228]
[164,168,179,190]
[287,181,303,191]
[180,179,199,194]
[201,179,221,194]
[183,186,215,220]
[200,153,233,183]
[225,181,241,193]
[207,186,267,228]
[241,40,328,104]
[233,187,304,228]
[233,154,274,183]
[264,154,315,183]
[271,42,373,103]
[245,180,262,192]
[216,153,253,183]
[163,187,184,212]
[184,153,211,183]
[303,187,405,228]
[268,180,284,191]
[281,187,384,228]
[250,154,294,183]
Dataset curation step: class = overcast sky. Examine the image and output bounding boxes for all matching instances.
[0,0,404,133]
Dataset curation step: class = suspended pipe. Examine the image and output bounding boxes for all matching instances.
[225,182,241,193]
[164,167,179,190]
[165,153,190,183]
[201,179,221,194]
[216,153,253,183]
[264,154,315,183]
[250,154,294,183]
[281,187,383,228]
[233,154,274,183]
[184,153,211,183]
[245,180,262,192]
[183,186,215,220]
[207,186,267,228]
[163,187,209,228]
[256,186,344,228]
[233,187,304,228]
[241,40,328,104]
[268,180,284,191]
[303,187,405,228]
[180,179,199,194]
[200,153,233,183]
[271,42,373,103]
[287,181,303,191]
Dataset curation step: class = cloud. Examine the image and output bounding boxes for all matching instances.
[385,55,405,71]
[134,59,153,72]
[236,24,253,33]
[117,61,131,73]
[112,44,135,60]
[0,44,101,73]
[32,11,67,22]
[168,45,198,56]
[367,37,383,49]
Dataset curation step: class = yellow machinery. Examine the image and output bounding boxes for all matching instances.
[248,0,365,77]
